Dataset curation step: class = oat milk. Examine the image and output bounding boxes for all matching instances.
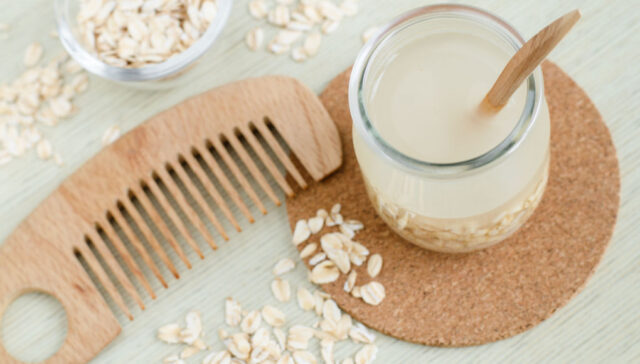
[351,10,550,252]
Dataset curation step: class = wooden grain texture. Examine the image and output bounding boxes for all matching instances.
[0,76,341,363]
[483,10,581,110]
[0,0,638,363]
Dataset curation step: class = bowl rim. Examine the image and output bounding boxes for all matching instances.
[54,0,233,82]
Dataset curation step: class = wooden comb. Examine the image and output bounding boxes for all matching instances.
[0,76,342,364]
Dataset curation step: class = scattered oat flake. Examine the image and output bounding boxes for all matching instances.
[355,344,378,364]
[158,323,181,344]
[36,139,53,160]
[180,345,201,359]
[271,278,291,302]
[297,287,315,311]
[50,97,72,117]
[292,219,311,245]
[249,0,269,19]
[273,327,287,350]
[320,339,335,363]
[367,253,382,278]
[226,333,251,360]
[273,257,295,275]
[24,42,43,67]
[180,311,202,345]
[340,0,358,16]
[203,350,231,364]
[307,215,324,234]
[246,27,264,51]
[53,153,64,166]
[322,299,341,322]
[262,305,286,327]
[317,208,328,219]
[278,353,295,364]
[344,270,357,292]
[291,46,307,62]
[240,310,262,334]
[300,242,317,258]
[293,350,317,364]
[225,297,243,326]
[101,125,121,146]
[163,354,185,364]
[361,281,385,306]
[311,260,340,284]
[349,322,376,344]
[309,252,326,266]
[218,327,229,340]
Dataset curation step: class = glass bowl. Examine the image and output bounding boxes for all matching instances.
[54,0,233,88]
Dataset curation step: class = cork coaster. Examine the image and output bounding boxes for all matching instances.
[285,61,620,346]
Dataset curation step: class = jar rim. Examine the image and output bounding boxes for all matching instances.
[349,4,544,178]
[53,0,233,82]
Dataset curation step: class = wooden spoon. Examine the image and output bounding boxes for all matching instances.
[481,9,581,112]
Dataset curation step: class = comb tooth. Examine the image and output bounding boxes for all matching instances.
[100,218,156,299]
[172,159,234,237]
[131,184,192,269]
[179,154,242,232]
[223,133,282,206]
[237,125,294,196]
[253,120,308,189]
[120,195,180,279]
[188,149,255,224]
[208,138,268,214]
[85,229,145,310]
[75,243,133,320]
[156,167,219,249]
[112,204,168,289]
[144,178,205,259]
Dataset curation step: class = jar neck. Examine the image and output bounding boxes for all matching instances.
[349,4,543,179]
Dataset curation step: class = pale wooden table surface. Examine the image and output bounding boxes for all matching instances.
[1,0,639,363]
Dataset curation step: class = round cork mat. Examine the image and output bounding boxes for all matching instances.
[285,61,620,346]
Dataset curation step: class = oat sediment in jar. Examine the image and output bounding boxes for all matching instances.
[350,5,550,253]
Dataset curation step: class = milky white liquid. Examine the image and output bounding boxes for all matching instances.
[368,32,527,163]
[352,19,550,252]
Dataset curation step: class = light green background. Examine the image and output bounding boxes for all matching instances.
[1,0,638,363]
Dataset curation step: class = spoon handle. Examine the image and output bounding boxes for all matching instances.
[483,9,581,111]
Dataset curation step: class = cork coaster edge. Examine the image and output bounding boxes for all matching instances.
[285,61,620,346]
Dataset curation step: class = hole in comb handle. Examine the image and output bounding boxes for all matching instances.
[1,292,67,362]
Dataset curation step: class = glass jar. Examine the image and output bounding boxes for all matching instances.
[54,0,233,89]
[349,4,550,253]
